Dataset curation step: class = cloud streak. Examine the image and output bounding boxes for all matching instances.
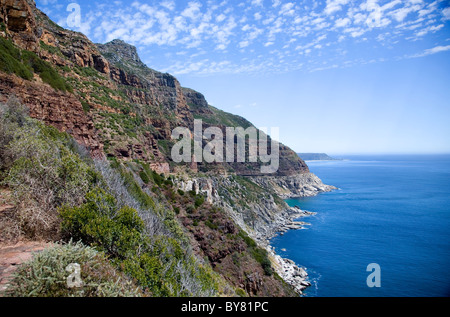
[37,0,450,75]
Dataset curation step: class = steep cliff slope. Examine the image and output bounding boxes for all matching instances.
[1,0,310,177]
[0,0,334,297]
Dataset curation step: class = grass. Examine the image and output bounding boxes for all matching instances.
[22,50,73,92]
[0,37,33,80]
[39,40,62,56]
[0,37,72,92]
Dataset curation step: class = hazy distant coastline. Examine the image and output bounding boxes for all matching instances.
[298,153,342,161]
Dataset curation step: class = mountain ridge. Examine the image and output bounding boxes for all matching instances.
[0,0,335,297]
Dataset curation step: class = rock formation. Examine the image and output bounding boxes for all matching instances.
[0,0,336,296]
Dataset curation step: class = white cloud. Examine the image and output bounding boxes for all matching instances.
[391,7,414,22]
[181,1,202,20]
[160,0,175,11]
[216,14,226,22]
[56,0,450,76]
[324,0,350,16]
[415,24,444,37]
[335,17,351,28]
[280,2,295,16]
[251,0,263,7]
[411,45,450,57]
[443,7,450,21]
[272,0,282,8]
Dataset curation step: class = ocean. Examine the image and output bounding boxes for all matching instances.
[270,155,450,297]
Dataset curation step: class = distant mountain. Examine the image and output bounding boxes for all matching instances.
[298,153,340,161]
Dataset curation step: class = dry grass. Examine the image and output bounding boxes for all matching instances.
[0,187,21,245]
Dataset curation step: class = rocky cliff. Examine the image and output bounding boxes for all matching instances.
[0,0,335,297]
[1,0,310,178]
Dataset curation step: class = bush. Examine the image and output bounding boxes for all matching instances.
[0,96,29,175]
[0,38,72,92]
[195,195,205,208]
[252,248,273,276]
[151,170,164,186]
[3,241,142,297]
[59,188,219,297]
[139,171,150,184]
[21,50,73,92]
[1,107,100,239]
[60,187,145,259]
[81,100,91,113]
[186,205,196,214]
[239,230,273,276]
[0,37,33,80]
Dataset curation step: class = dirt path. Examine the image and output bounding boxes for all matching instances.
[0,187,52,295]
[0,242,52,295]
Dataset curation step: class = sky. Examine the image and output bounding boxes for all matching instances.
[36,0,450,155]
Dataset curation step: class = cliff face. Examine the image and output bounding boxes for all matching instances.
[1,0,310,177]
[0,0,335,296]
[0,0,105,157]
[250,173,337,198]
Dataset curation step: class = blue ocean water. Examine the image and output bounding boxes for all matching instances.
[270,155,450,297]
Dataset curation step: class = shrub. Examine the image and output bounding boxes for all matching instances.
[3,241,142,297]
[39,40,61,56]
[81,100,91,113]
[60,187,145,259]
[0,38,72,92]
[0,96,29,174]
[21,50,72,92]
[205,220,218,230]
[186,205,196,214]
[0,37,33,80]
[151,170,164,186]
[1,99,100,239]
[59,188,219,297]
[139,171,150,184]
[239,230,272,276]
[252,248,273,276]
[194,195,205,208]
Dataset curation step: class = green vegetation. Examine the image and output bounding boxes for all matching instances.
[81,100,91,113]
[0,98,223,297]
[192,105,253,129]
[4,242,142,297]
[195,195,205,208]
[21,50,73,92]
[0,37,72,92]
[73,66,103,79]
[39,40,62,56]
[1,97,99,239]
[239,230,273,276]
[0,37,33,80]
[59,187,218,296]
[116,166,156,210]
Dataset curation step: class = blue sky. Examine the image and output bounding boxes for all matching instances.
[36,0,450,154]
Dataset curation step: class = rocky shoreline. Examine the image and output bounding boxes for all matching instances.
[259,206,315,295]
[174,173,335,296]
[252,175,336,296]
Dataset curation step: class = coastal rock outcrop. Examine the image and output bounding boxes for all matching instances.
[0,0,337,297]
[250,173,337,198]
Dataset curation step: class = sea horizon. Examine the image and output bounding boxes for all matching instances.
[271,154,450,297]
